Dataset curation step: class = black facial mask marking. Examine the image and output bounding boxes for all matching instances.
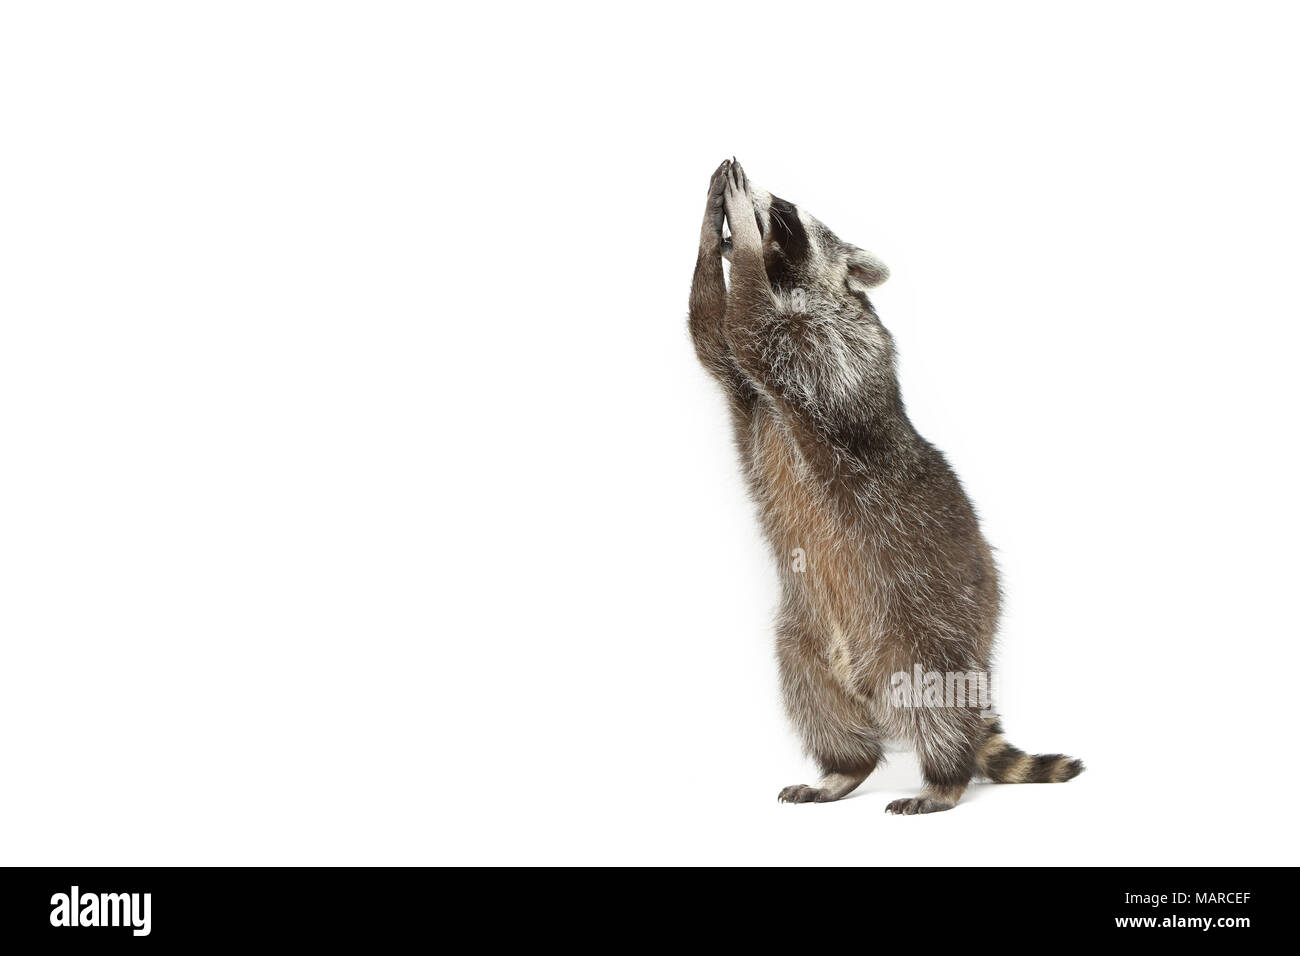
[764,196,809,289]
[768,197,808,262]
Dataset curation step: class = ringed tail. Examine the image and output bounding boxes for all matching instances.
[976,720,1084,784]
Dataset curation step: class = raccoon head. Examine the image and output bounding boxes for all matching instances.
[722,185,889,307]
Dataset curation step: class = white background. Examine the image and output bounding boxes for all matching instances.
[2,2,1298,866]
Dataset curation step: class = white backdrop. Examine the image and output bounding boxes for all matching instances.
[2,2,1298,865]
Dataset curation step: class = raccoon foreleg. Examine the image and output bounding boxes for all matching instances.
[720,161,838,457]
[719,158,774,337]
[689,160,752,410]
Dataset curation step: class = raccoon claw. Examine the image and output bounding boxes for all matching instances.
[728,159,746,190]
[778,784,827,804]
[884,796,955,815]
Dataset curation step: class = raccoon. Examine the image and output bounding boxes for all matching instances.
[688,159,1082,813]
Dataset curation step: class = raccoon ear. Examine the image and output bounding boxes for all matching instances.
[845,247,889,291]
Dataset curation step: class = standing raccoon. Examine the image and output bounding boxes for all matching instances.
[688,159,1082,813]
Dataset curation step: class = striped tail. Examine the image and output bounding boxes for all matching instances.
[976,721,1084,784]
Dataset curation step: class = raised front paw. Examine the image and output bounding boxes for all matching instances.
[702,158,729,241]
[723,158,762,253]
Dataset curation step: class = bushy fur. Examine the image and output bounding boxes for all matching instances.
[688,160,1081,813]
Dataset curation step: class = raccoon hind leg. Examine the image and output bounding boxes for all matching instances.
[883,782,967,815]
[776,614,884,805]
[779,766,877,804]
[885,706,982,815]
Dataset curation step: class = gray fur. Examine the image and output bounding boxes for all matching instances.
[688,159,1082,812]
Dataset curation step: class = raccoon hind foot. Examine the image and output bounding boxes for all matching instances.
[777,771,868,804]
[884,795,956,815]
[778,784,832,804]
[884,782,966,815]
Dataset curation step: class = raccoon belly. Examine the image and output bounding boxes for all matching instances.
[749,412,888,702]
